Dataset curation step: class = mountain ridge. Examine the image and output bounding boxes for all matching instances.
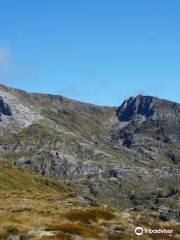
[1,83,179,107]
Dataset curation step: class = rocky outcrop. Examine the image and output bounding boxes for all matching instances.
[117,95,155,122]
[0,88,42,128]
[116,95,180,124]
[0,96,12,116]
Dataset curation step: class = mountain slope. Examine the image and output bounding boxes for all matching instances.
[0,160,117,239]
[0,160,179,240]
[0,84,179,224]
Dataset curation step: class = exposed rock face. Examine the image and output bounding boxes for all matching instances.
[0,96,12,116]
[0,84,179,221]
[117,95,155,122]
[116,95,180,124]
[0,85,42,127]
[0,96,13,133]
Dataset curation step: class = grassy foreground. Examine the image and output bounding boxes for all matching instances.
[0,160,178,240]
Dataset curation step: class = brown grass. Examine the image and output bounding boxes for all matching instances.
[0,160,178,240]
[65,208,115,224]
[46,223,100,239]
[0,225,19,240]
[42,231,72,240]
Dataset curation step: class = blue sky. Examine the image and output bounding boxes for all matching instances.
[0,0,180,106]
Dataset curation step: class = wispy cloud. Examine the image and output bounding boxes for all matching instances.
[0,44,12,81]
[0,45,12,67]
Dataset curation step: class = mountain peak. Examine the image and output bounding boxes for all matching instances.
[116,95,180,123]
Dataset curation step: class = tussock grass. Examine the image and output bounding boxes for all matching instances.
[46,223,100,239]
[0,160,178,240]
[41,231,72,240]
[0,160,71,193]
[65,208,115,224]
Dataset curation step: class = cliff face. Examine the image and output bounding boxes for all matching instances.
[117,95,155,121]
[0,96,12,116]
[0,84,179,221]
[117,95,180,123]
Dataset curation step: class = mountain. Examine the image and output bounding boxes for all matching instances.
[0,84,179,238]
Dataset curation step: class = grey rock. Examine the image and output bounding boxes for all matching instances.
[0,96,12,116]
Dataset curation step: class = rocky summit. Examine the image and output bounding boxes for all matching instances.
[0,84,179,225]
[117,95,180,124]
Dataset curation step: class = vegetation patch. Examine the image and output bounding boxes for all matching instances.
[41,231,72,240]
[45,223,100,238]
[0,226,19,240]
[65,208,115,224]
